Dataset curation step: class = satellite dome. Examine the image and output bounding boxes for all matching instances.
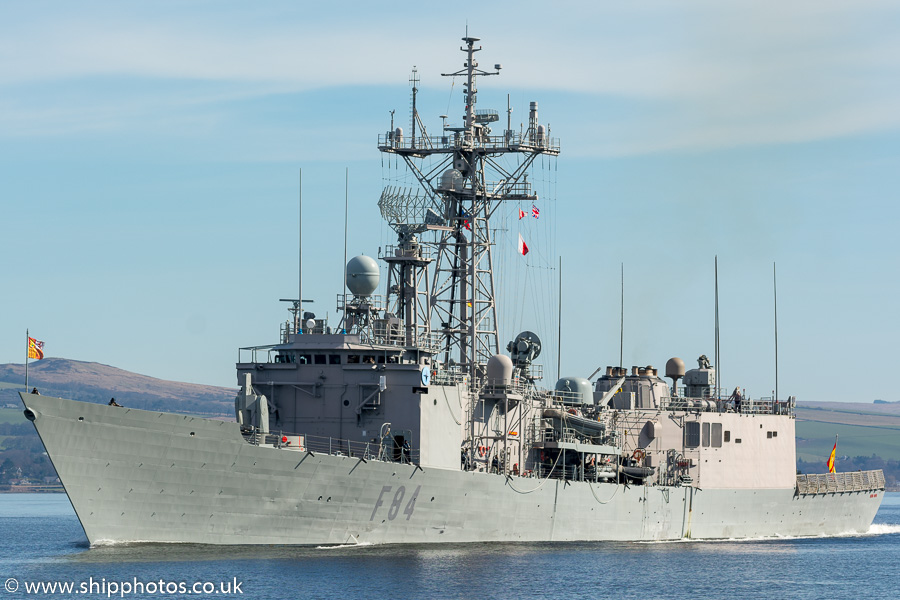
[486,354,513,386]
[346,255,379,296]
[439,169,464,191]
[665,357,686,380]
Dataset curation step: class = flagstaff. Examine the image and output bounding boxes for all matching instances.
[25,330,45,393]
[827,434,839,474]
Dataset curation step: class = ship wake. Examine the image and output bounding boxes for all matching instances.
[637,525,900,544]
[866,523,900,535]
[315,542,375,550]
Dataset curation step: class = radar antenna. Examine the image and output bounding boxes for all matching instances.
[378,36,560,384]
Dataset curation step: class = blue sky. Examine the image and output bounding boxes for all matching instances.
[2,1,898,402]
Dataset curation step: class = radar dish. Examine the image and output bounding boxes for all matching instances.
[507,330,542,366]
[378,186,445,235]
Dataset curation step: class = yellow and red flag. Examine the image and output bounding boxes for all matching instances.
[826,437,837,473]
[27,337,44,360]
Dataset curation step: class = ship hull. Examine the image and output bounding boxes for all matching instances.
[22,393,883,546]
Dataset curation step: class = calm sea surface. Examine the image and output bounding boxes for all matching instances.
[1,493,898,600]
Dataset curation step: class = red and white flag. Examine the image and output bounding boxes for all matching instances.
[518,208,526,220]
[517,233,529,256]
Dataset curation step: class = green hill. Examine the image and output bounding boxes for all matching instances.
[0,359,237,491]
[0,358,234,415]
[794,401,900,463]
[796,420,900,463]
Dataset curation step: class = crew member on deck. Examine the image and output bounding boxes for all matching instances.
[402,439,411,463]
[109,398,122,407]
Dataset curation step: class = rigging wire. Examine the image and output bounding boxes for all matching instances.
[503,451,563,494]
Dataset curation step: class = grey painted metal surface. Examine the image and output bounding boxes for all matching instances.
[21,393,883,545]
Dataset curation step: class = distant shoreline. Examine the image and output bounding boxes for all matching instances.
[0,485,65,493]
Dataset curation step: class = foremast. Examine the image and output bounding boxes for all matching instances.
[378,36,560,385]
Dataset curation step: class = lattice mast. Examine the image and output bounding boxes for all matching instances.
[378,36,559,383]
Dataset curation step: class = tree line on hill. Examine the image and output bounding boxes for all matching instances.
[0,422,59,488]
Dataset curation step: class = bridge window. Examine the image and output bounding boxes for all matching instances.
[314,354,326,365]
[711,423,723,448]
[685,422,700,448]
[329,355,341,364]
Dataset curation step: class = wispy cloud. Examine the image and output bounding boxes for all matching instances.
[0,0,898,155]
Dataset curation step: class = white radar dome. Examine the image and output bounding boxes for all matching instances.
[665,357,686,380]
[439,169,463,191]
[486,354,513,386]
[346,255,380,296]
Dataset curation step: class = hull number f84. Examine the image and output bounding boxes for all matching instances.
[370,485,422,521]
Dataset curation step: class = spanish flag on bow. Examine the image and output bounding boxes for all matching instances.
[24,331,45,392]
[28,337,44,360]
[826,435,838,474]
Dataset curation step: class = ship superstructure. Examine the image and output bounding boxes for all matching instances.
[20,37,884,546]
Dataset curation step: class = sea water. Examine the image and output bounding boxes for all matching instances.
[1,493,898,599]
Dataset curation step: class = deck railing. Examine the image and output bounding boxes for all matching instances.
[243,429,420,465]
[659,393,794,416]
[378,131,561,154]
[431,367,467,386]
[796,470,885,494]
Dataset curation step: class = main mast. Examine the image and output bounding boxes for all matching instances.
[378,36,559,384]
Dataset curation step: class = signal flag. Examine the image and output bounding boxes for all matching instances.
[517,233,529,256]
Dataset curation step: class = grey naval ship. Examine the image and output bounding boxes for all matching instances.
[22,37,884,546]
